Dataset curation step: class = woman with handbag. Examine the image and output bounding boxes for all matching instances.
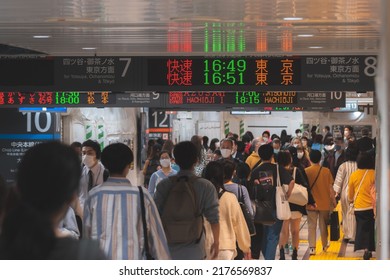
[348,152,376,260]
[203,161,251,260]
[277,151,314,260]
[333,142,359,242]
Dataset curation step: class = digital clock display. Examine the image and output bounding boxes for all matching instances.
[55,92,80,105]
[203,59,246,85]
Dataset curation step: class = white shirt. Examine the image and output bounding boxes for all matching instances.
[79,161,105,210]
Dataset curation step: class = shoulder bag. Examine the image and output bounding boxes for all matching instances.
[238,185,256,236]
[275,165,291,220]
[348,170,369,215]
[138,186,155,260]
[287,167,309,206]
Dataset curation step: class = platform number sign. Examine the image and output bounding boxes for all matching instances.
[148,108,170,138]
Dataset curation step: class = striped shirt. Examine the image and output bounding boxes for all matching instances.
[84,177,171,260]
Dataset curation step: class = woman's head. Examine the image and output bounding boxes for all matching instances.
[277,151,292,168]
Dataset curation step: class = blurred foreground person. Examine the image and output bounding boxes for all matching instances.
[0,142,105,259]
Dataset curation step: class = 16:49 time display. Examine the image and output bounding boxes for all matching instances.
[203,59,246,85]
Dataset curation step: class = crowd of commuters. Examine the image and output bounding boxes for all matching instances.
[0,124,376,260]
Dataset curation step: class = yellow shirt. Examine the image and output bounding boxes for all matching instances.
[348,169,375,210]
[305,165,334,210]
[245,152,261,170]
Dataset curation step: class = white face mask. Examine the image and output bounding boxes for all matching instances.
[220,149,232,158]
[293,144,299,148]
[263,137,269,142]
[160,159,171,168]
[297,152,304,159]
[82,154,96,168]
[215,142,220,148]
[297,133,302,137]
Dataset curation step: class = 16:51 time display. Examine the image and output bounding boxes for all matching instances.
[203,59,246,85]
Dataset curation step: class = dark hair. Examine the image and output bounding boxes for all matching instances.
[295,129,302,134]
[82,140,101,159]
[273,138,281,145]
[241,134,251,144]
[0,142,81,259]
[148,143,162,160]
[309,150,322,164]
[357,152,375,169]
[345,142,359,161]
[147,139,156,158]
[271,134,280,140]
[228,136,237,146]
[313,134,323,144]
[325,126,330,131]
[162,139,174,156]
[209,138,219,152]
[244,131,254,141]
[222,159,236,182]
[202,136,209,150]
[345,125,353,132]
[191,135,203,163]
[173,141,198,170]
[203,161,224,193]
[236,162,250,180]
[70,141,82,149]
[277,151,292,167]
[262,131,270,137]
[159,150,172,159]
[258,144,274,160]
[101,143,134,175]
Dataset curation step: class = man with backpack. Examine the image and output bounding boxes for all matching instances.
[154,141,220,260]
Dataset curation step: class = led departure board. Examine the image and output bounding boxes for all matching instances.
[0,55,376,92]
[147,57,301,90]
[166,91,345,110]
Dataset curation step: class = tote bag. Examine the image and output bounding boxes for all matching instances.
[276,165,291,220]
[287,168,308,206]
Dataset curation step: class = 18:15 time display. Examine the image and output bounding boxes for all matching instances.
[204,59,246,85]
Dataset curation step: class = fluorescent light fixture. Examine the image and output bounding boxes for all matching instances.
[82,47,96,50]
[19,107,67,113]
[33,35,51,39]
[231,111,271,115]
[283,17,303,21]
[309,46,323,49]
[297,34,314,37]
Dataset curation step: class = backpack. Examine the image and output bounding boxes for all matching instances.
[144,159,160,184]
[161,175,203,244]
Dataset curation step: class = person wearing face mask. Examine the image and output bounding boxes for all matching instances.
[219,138,234,160]
[296,146,311,168]
[78,140,106,213]
[148,151,178,197]
[262,131,271,144]
[295,129,303,138]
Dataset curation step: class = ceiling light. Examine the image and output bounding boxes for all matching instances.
[33,35,51,39]
[297,34,314,37]
[82,47,96,50]
[283,17,303,21]
[309,46,323,49]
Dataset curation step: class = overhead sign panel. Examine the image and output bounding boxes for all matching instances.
[0,56,376,92]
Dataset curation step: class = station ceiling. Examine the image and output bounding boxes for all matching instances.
[0,0,381,56]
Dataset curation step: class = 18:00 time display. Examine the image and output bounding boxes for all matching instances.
[204,59,246,85]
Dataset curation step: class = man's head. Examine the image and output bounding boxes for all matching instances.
[173,141,198,170]
[258,144,274,161]
[344,125,353,138]
[220,138,234,159]
[101,143,134,176]
[309,150,322,164]
[81,140,101,168]
[272,139,281,153]
[262,131,270,142]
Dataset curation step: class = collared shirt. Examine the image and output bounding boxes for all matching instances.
[84,177,171,260]
[148,169,177,197]
[79,161,105,210]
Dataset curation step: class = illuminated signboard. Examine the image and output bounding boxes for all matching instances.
[0,56,376,92]
[145,56,376,91]
[0,92,163,108]
[166,91,345,110]
[147,57,301,90]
